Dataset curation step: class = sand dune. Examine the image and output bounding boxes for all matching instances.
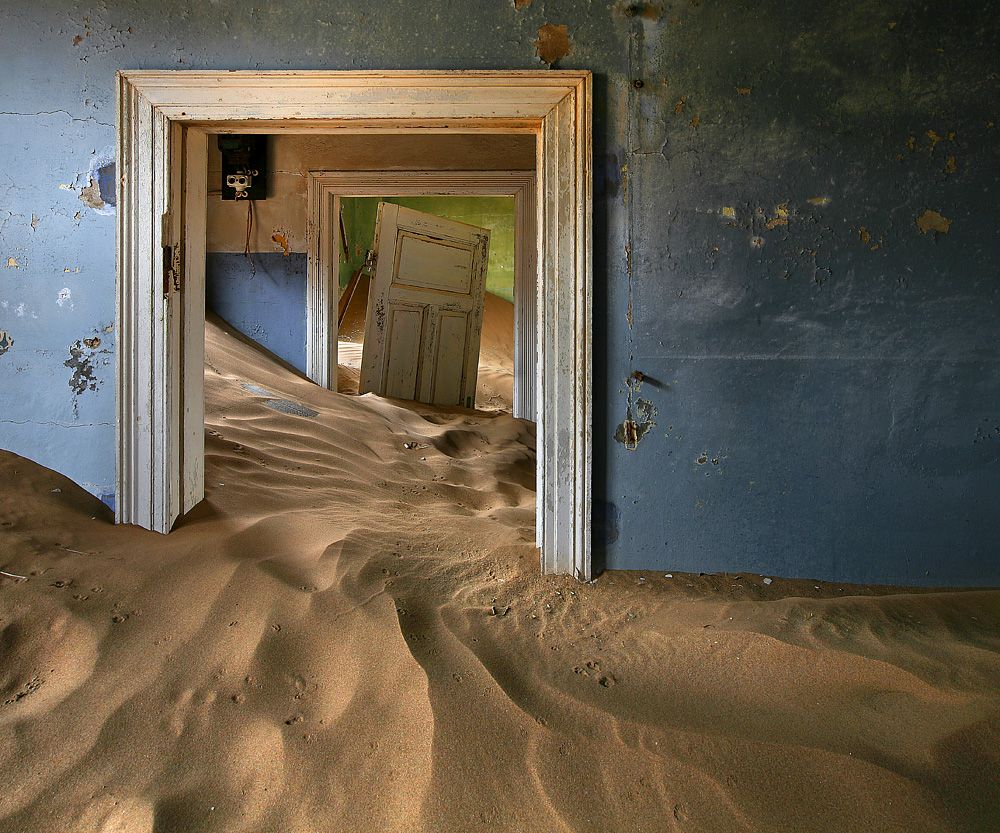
[1,319,999,833]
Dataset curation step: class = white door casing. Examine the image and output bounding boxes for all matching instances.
[360,204,490,408]
[116,70,592,580]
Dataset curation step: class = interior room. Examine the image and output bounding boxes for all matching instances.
[1,5,998,833]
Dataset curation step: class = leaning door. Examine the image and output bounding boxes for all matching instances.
[359,203,490,408]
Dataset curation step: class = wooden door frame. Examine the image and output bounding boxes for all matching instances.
[305,170,537,420]
[116,70,592,579]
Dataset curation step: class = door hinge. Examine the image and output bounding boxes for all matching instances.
[161,212,182,297]
[162,242,182,297]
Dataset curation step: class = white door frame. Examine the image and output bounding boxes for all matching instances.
[116,70,592,579]
[305,170,537,420]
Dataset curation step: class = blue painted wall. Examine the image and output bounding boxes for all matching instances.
[206,252,307,372]
[0,0,997,585]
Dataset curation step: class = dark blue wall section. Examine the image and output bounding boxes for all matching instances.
[205,252,307,373]
[1,0,997,586]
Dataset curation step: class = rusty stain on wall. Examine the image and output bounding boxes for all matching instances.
[916,209,952,235]
[535,24,571,66]
[271,231,292,256]
[615,371,657,450]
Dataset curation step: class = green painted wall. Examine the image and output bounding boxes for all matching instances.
[340,196,515,302]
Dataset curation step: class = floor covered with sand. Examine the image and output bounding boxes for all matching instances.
[1,318,999,833]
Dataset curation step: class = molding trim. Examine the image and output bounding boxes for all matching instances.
[304,170,537,420]
[116,70,592,579]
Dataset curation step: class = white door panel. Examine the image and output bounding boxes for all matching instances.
[360,203,490,408]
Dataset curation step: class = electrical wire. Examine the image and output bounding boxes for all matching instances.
[243,198,256,277]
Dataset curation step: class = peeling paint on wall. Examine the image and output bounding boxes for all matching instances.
[535,23,571,66]
[0,331,13,356]
[271,230,291,256]
[63,330,111,416]
[916,209,952,235]
[615,371,657,451]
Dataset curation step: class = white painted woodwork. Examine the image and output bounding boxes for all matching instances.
[359,204,489,409]
[305,170,537,419]
[116,70,591,580]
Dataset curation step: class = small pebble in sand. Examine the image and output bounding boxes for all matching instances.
[403,442,417,449]
[763,577,773,585]
[664,574,673,578]
[50,488,61,494]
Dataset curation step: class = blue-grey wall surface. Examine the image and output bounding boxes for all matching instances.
[206,252,307,372]
[0,0,997,585]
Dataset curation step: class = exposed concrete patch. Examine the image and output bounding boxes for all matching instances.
[0,330,13,356]
[240,382,318,418]
[61,149,116,216]
[916,209,952,235]
[535,23,571,66]
[64,330,111,416]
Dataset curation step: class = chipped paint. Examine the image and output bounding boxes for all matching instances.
[736,86,752,96]
[807,196,832,206]
[614,371,657,450]
[615,398,657,450]
[513,0,532,8]
[0,331,13,356]
[535,23,571,66]
[944,156,957,174]
[5,257,20,269]
[720,206,736,219]
[271,230,291,256]
[56,287,72,307]
[916,209,952,235]
[79,178,105,210]
[616,1,663,21]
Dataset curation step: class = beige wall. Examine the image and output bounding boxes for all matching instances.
[206,133,535,253]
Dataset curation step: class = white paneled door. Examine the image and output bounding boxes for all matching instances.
[359,203,490,408]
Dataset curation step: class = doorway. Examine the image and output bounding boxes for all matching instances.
[305,171,537,419]
[115,70,592,579]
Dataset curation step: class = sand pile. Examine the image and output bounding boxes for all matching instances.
[336,276,515,410]
[1,319,999,833]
